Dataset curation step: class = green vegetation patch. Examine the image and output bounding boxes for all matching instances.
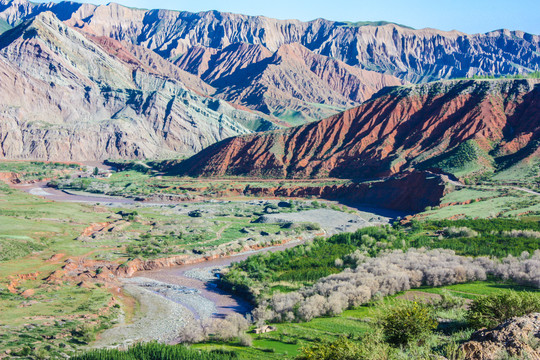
[418,140,490,178]
[413,219,540,257]
[422,187,540,220]
[223,219,540,303]
[0,236,45,261]
[196,281,537,360]
[0,19,12,34]
[72,342,238,360]
[221,226,409,301]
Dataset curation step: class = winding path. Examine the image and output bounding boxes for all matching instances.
[513,187,540,196]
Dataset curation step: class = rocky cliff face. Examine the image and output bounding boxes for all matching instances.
[241,171,447,212]
[0,12,268,160]
[171,79,540,179]
[1,0,537,83]
[0,0,405,123]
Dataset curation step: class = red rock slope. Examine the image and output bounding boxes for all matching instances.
[170,79,540,179]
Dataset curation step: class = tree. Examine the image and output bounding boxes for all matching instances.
[467,291,540,329]
[380,301,437,346]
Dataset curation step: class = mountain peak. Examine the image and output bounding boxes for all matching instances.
[0,0,26,5]
[31,10,60,24]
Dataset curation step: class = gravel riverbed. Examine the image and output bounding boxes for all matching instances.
[93,282,196,348]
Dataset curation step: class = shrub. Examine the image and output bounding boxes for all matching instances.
[71,324,96,344]
[466,291,540,329]
[443,227,478,238]
[501,230,540,239]
[238,333,253,347]
[432,290,466,310]
[296,336,363,360]
[72,342,237,359]
[380,301,438,346]
[178,320,207,344]
[303,222,321,231]
[213,314,250,341]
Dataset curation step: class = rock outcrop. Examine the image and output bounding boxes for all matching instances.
[242,171,448,211]
[170,79,540,180]
[0,12,267,160]
[461,313,540,360]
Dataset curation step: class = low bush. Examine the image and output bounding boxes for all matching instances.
[380,301,438,346]
[466,291,540,329]
[432,290,467,310]
[443,227,478,238]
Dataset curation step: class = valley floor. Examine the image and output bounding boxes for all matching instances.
[0,160,539,359]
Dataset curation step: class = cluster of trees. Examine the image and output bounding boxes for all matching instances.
[222,220,540,303]
[253,249,540,322]
[415,219,540,257]
[220,239,359,302]
[254,249,485,322]
[488,251,540,287]
[425,219,540,233]
[177,314,252,347]
[500,229,540,238]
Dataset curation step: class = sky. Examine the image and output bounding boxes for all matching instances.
[34,0,540,34]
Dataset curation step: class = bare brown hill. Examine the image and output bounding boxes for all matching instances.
[0,12,267,160]
[169,79,540,180]
[185,43,402,121]
[175,43,273,83]
[0,0,539,161]
[1,0,539,126]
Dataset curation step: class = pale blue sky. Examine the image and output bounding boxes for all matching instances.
[35,0,540,34]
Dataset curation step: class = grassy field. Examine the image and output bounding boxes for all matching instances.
[51,166,351,201]
[420,184,539,219]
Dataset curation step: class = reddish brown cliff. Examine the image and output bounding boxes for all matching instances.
[242,171,447,212]
[170,79,540,180]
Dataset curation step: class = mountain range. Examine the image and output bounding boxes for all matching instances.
[0,0,539,161]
